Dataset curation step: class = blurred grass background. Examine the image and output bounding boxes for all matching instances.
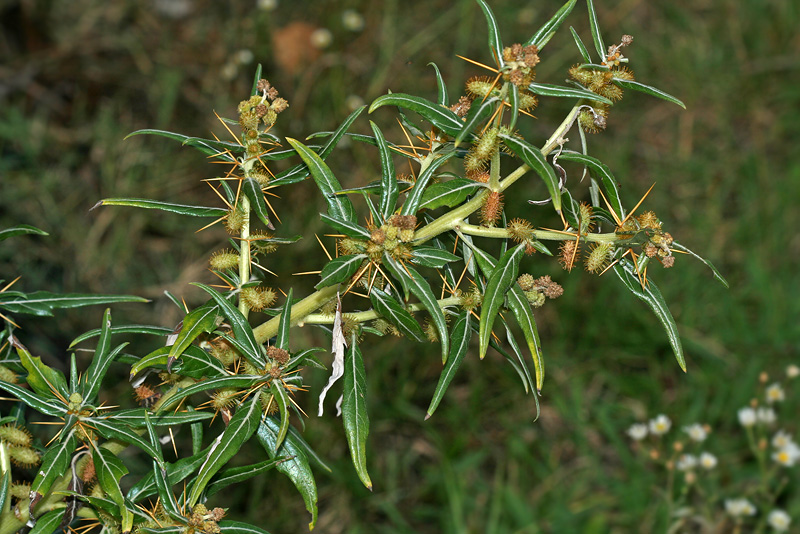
[1,0,798,532]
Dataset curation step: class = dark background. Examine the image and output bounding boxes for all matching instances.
[1,0,798,532]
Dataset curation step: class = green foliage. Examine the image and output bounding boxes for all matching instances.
[0,1,736,532]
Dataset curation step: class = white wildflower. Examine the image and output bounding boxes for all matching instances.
[765,382,785,403]
[627,423,648,441]
[699,452,718,470]
[683,423,708,442]
[787,364,800,379]
[773,442,800,467]
[757,407,777,425]
[738,407,757,427]
[772,430,794,449]
[725,498,757,517]
[649,414,672,436]
[676,454,697,471]
[768,509,791,531]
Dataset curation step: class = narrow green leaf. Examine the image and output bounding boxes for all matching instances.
[475,0,504,64]
[570,26,592,63]
[426,311,471,419]
[0,470,10,512]
[0,291,147,317]
[370,121,398,221]
[401,150,456,216]
[0,380,66,416]
[156,376,266,413]
[243,177,274,229]
[69,324,172,349]
[455,96,498,147]
[28,508,63,534]
[85,416,160,458]
[526,0,578,50]
[31,431,77,504]
[82,309,116,403]
[508,84,519,131]
[419,179,482,210]
[14,341,68,400]
[411,247,461,269]
[194,283,265,367]
[428,62,449,106]
[91,443,133,532]
[257,417,318,530]
[250,64,263,96]
[368,287,426,342]
[528,82,613,104]
[613,259,686,371]
[152,459,183,521]
[109,409,213,428]
[506,286,545,391]
[671,242,728,287]
[124,129,234,159]
[500,134,562,213]
[342,334,372,490]
[369,93,463,137]
[315,255,367,290]
[558,150,624,220]
[479,244,525,359]
[275,288,293,351]
[383,255,449,361]
[0,224,48,241]
[167,302,219,363]
[270,380,290,451]
[95,198,227,217]
[219,522,274,534]
[188,394,263,506]
[285,138,357,223]
[206,457,286,498]
[131,345,227,379]
[127,448,208,502]
[586,0,606,61]
[318,213,371,239]
[504,322,534,394]
[612,78,686,109]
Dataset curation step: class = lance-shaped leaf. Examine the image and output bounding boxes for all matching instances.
[526,0,578,50]
[194,283,265,367]
[401,150,456,216]
[152,458,183,521]
[411,247,461,269]
[671,242,729,287]
[455,96,498,147]
[475,0,503,64]
[612,78,686,109]
[318,213,371,239]
[125,129,237,160]
[370,121,398,221]
[426,311,471,419]
[0,224,48,241]
[506,285,545,391]
[131,345,227,379]
[188,394,263,506]
[28,508,63,534]
[82,309,116,403]
[269,380,290,451]
[206,457,286,498]
[14,340,68,400]
[558,150,625,221]
[69,324,172,349]
[156,375,266,413]
[315,255,366,290]
[342,333,372,490]
[167,302,219,363]
[94,198,227,218]
[0,470,9,512]
[368,287,425,342]
[0,291,147,317]
[508,84,520,131]
[243,177,274,230]
[257,417,318,530]
[528,82,613,105]
[85,416,160,458]
[613,259,686,371]
[586,0,606,61]
[419,179,482,210]
[127,448,209,502]
[91,443,133,533]
[501,134,562,213]
[30,431,77,507]
[250,63,263,95]
[286,138,357,224]
[570,26,592,63]
[219,522,275,534]
[369,93,463,138]
[479,244,525,359]
[504,322,534,394]
[0,380,66,417]
[383,255,449,362]
[275,288,294,351]
[110,409,213,428]
[428,62,449,107]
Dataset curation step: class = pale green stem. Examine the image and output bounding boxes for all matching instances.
[455,222,619,243]
[238,195,252,318]
[299,296,462,326]
[253,284,341,344]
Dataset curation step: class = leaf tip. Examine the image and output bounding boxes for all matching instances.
[424,412,432,421]
[90,200,104,212]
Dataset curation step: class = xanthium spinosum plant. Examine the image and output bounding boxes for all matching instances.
[0,1,728,532]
